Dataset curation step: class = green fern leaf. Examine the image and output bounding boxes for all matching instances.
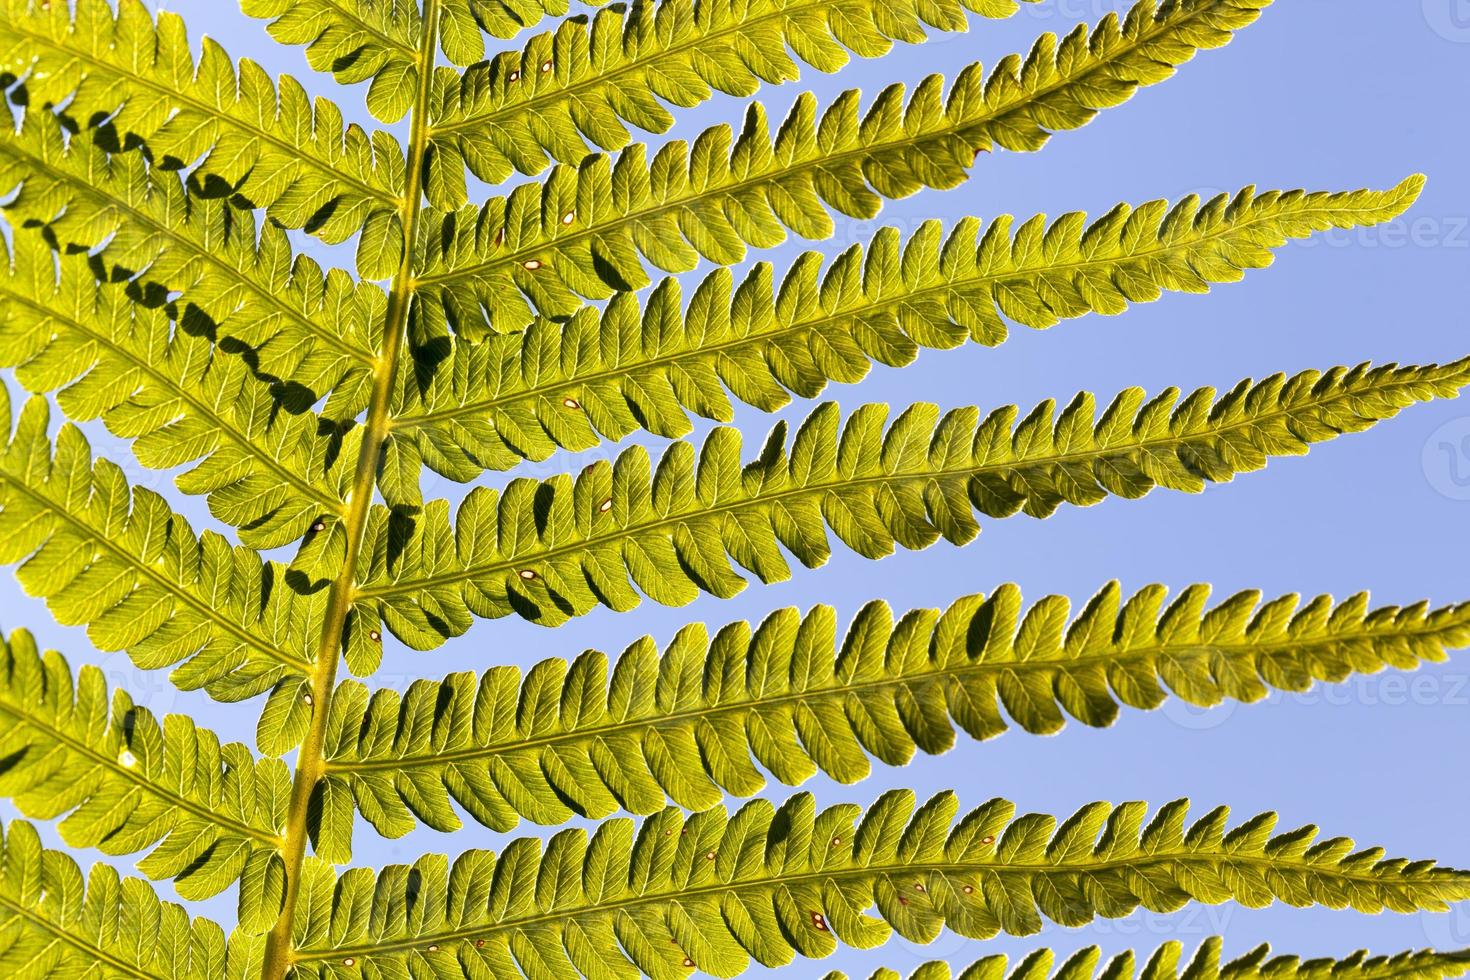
[0,226,351,549]
[412,0,1271,335]
[320,581,1469,839]
[0,111,386,421]
[0,394,315,701]
[239,0,422,121]
[282,795,1470,978]
[424,0,1035,198]
[242,0,612,123]
[354,360,1470,647]
[0,630,288,925]
[824,937,1470,980]
[392,178,1422,483]
[0,0,403,259]
[0,816,270,976]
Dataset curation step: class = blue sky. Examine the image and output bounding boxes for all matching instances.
[3,0,1470,975]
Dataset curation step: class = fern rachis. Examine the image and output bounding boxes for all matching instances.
[0,0,1465,978]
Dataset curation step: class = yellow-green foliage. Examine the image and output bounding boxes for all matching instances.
[0,0,1464,978]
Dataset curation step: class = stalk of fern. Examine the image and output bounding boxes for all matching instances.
[0,0,1465,979]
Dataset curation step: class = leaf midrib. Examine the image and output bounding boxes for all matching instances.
[358,370,1416,600]
[0,281,344,514]
[431,0,848,139]
[324,615,1457,773]
[415,0,1216,289]
[300,849,1465,962]
[0,466,313,675]
[0,702,279,846]
[393,196,1383,432]
[0,137,376,369]
[2,19,395,213]
[0,890,158,979]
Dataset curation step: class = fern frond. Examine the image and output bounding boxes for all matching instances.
[0,395,317,701]
[413,0,1269,335]
[0,230,352,549]
[0,816,265,976]
[824,938,1470,980]
[242,0,610,122]
[392,179,1422,484]
[0,0,403,257]
[320,582,1470,839]
[355,359,1470,647]
[424,0,1034,198]
[0,111,386,419]
[239,0,422,121]
[284,794,1470,978]
[0,630,290,925]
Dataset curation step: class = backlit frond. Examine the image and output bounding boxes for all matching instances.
[319,582,1469,838]
[283,794,1470,979]
[0,231,352,549]
[0,630,288,926]
[0,395,316,701]
[413,0,1270,335]
[824,938,1470,980]
[0,0,404,257]
[0,111,387,419]
[0,818,254,977]
[391,178,1422,485]
[424,0,1034,196]
[354,360,1470,647]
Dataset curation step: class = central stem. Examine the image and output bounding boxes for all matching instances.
[258,3,441,976]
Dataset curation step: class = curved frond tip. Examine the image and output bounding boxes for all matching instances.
[283,793,1470,979]
[321,581,1469,839]
[414,0,1273,335]
[392,177,1425,486]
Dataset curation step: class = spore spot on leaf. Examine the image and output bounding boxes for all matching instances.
[343,957,355,967]
[427,944,439,952]
[831,837,842,846]
[541,60,553,72]
[898,896,909,906]
[523,259,542,270]
[598,498,614,513]
[705,850,716,860]
[963,885,975,895]
[562,397,580,410]
[561,211,575,225]
[682,959,695,969]
[518,569,537,580]
[118,749,137,768]
[913,882,926,893]
[980,835,995,845]
[508,70,520,82]
[810,912,828,932]
[311,520,325,532]
[475,939,486,948]
[369,630,381,642]
[302,693,313,706]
